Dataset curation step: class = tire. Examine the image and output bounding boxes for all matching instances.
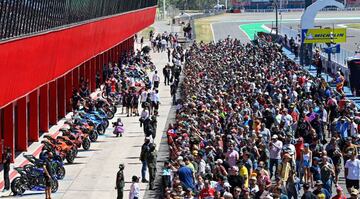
[56,164,66,180]
[66,150,75,164]
[82,138,91,150]
[111,105,117,114]
[97,125,105,135]
[101,91,107,98]
[89,131,98,142]
[104,120,109,128]
[73,147,78,157]
[11,177,25,195]
[106,111,115,119]
[51,179,59,193]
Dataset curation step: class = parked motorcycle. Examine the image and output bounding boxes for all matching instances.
[11,167,59,195]
[60,127,91,150]
[42,135,77,164]
[23,154,65,180]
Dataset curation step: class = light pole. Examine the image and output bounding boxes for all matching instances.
[275,0,279,37]
[163,0,166,18]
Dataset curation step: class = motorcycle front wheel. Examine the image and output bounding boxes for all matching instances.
[66,150,75,164]
[56,164,66,180]
[11,177,26,195]
[82,138,91,150]
[51,179,59,193]
[89,131,98,142]
[97,125,105,135]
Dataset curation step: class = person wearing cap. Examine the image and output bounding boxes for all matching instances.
[345,153,360,194]
[310,157,321,187]
[249,176,259,196]
[301,183,316,199]
[332,186,347,199]
[184,187,194,199]
[277,153,292,187]
[349,188,359,199]
[269,134,283,179]
[213,159,228,181]
[115,164,125,199]
[313,180,331,199]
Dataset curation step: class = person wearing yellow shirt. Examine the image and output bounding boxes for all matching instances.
[184,157,195,173]
[239,161,249,188]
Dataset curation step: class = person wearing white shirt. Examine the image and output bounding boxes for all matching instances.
[129,176,140,199]
[151,90,160,115]
[345,153,360,194]
[140,89,148,107]
[152,71,160,89]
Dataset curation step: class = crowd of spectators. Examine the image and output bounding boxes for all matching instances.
[162,38,360,199]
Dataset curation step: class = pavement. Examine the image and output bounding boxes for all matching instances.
[0,20,181,199]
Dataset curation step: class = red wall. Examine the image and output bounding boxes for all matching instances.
[0,6,156,108]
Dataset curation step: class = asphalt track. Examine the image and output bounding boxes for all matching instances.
[211,11,360,53]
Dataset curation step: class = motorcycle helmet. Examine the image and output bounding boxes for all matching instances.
[119,164,125,170]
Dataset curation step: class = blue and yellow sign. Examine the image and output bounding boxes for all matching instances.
[301,28,346,44]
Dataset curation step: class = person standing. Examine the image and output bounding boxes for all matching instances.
[146,143,157,190]
[140,138,150,183]
[151,89,160,116]
[163,65,170,86]
[167,48,171,62]
[2,147,11,192]
[152,71,160,89]
[43,152,53,199]
[115,164,125,199]
[269,135,283,179]
[170,82,177,105]
[129,176,140,199]
[344,153,360,194]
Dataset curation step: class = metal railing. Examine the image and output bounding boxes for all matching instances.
[279,26,356,67]
[0,0,157,41]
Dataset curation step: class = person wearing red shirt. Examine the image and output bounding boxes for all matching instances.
[199,180,215,199]
[295,137,304,182]
[332,186,347,199]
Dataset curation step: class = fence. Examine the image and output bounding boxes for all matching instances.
[244,7,360,13]
[279,25,356,67]
[0,0,157,41]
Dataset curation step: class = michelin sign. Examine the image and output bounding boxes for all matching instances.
[301,28,346,44]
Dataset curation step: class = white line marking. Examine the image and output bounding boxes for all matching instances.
[210,23,216,43]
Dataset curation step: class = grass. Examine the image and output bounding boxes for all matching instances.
[138,26,155,39]
[239,23,270,40]
[345,23,360,29]
[194,13,227,43]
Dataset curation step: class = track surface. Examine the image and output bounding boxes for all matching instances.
[212,11,360,53]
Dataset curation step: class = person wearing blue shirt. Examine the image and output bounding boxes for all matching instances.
[336,118,349,140]
[312,180,331,199]
[178,161,195,190]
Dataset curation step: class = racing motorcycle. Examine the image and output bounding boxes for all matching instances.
[11,167,59,195]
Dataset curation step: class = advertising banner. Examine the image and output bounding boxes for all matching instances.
[301,28,346,44]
